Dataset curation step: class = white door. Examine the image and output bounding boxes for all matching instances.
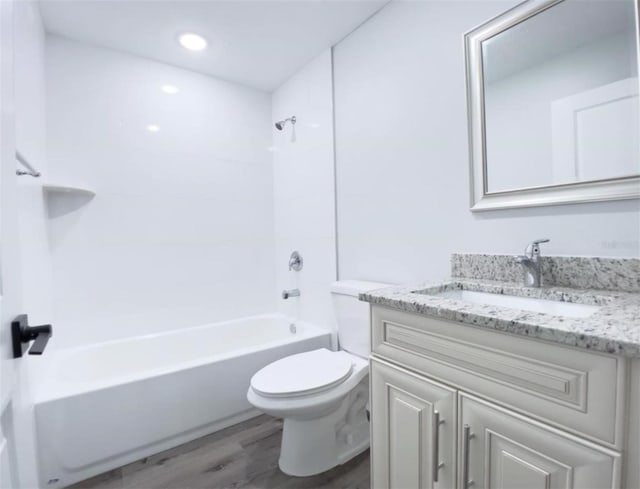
[371,358,457,489]
[459,393,620,489]
[0,0,25,486]
[551,77,640,183]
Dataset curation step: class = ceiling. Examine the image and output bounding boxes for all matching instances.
[39,0,389,92]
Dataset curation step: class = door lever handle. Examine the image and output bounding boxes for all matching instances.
[11,314,53,358]
[28,328,51,355]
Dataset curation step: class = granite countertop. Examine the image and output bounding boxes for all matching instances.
[360,278,640,357]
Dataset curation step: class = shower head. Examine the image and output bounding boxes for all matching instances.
[275,116,296,130]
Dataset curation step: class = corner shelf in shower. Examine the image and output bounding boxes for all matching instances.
[42,182,96,197]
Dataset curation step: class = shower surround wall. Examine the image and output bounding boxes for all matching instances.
[271,50,338,333]
[46,36,276,348]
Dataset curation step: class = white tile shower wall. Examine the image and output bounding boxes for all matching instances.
[15,0,54,326]
[271,50,337,333]
[333,1,640,285]
[46,36,276,348]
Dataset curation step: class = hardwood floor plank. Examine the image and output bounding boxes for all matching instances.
[67,469,123,489]
[67,415,370,489]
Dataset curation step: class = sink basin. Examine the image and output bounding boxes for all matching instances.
[435,289,599,318]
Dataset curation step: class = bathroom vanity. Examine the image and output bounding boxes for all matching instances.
[362,254,640,489]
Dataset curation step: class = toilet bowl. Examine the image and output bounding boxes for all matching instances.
[246,280,388,477]
[247,348,369,476]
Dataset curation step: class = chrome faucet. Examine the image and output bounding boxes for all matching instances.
[515,239,550,287]
[282,289,300,300]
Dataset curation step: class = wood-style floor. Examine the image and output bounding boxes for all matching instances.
[68,415,370,489]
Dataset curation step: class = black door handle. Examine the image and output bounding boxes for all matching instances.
[11,314,53,358]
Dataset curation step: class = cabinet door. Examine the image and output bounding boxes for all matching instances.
[371,358,456,489]
[459,393,620,489]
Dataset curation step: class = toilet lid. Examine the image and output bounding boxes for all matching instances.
[250,349,354,398]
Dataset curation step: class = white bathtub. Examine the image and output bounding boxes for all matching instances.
[32,314,332,488]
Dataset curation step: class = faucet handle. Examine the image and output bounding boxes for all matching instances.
[524,238,550,257]
[288,251,303,271]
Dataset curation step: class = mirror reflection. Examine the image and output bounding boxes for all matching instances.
[482,0,639,194]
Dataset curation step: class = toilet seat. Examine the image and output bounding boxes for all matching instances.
[250,349,354,398]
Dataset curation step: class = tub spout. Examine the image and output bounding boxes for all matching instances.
[282,289,300,300]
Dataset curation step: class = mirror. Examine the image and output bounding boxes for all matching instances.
[465,0,640,211]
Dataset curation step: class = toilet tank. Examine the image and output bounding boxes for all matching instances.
[331,280,389,358]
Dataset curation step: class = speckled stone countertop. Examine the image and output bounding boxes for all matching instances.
[451,253,640,292]
[360,255,640,357]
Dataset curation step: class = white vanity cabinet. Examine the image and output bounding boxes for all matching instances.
[459,394,618,489]
[370,359,456,489]
[369,306,629,489]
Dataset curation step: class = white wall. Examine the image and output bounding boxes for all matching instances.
[333,1,640,285]
[46,36,276,348]
[271,50,337,332]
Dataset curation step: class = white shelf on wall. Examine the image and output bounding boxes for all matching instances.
[42,182,96,197]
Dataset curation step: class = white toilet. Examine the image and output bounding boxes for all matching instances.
[246,280,388,477]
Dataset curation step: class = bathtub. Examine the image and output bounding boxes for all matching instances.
[32,314,332,488]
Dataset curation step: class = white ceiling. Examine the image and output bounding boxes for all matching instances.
[39,0,389,92]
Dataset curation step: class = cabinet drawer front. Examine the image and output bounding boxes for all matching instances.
[460,394,620,489]
[371,358,456,489]
[371,307,625,448]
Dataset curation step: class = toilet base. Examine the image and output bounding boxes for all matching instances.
[278,379,369,477]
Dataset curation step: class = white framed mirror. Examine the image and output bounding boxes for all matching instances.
[465,0,640,211]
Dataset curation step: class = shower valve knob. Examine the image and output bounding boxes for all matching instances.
[288,251,303,271]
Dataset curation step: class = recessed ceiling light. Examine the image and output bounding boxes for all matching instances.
[147,124,160,132]
[161,84,179,94]
[178,33,208,51]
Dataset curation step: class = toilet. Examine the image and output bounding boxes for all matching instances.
[246,280,388,477]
